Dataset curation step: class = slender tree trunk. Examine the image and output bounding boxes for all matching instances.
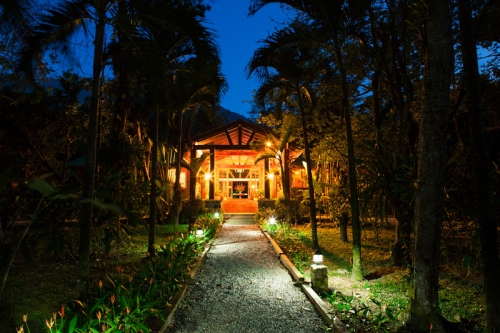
[167,111,183,240]
[280,145,292,223]
[297,92,319,249]
[77,11,105,298]
[148,108,158,258]
[409,0,453,330]
[61,129,72,187]
[340,212,348,243]
[114,0,132,135]
[390,206,412,266]
[458,0,500,330]
[335,47,362,281]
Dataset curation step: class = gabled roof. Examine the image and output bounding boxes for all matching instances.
[192,119,271,149]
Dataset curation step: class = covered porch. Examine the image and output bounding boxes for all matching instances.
[189,120,283,205]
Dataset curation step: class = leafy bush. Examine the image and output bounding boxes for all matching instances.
[254,208,276,225]
[17,236,205,333]
[193,213,222,239]
[325,290,397,333]
[179,198,208,226]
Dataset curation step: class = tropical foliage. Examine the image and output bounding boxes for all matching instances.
[1,0,500,332]
[249,0,500,331]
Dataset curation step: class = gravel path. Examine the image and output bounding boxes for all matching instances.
[168,221,327,333]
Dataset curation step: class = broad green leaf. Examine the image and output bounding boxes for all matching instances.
[27,178,58,197]
[385,307,395,321]
[68,316,77,333]
[138,322,149,331]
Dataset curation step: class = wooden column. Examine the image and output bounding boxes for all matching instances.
[264,157,270,199]
[190,148,196,200]
[284,143,291,200]
[209,146,215,199]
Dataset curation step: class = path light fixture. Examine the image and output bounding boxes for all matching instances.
[269,217,276,225]
[214,212,220,219]
[196,228,203,237]
[311,249,328,293]
[312,249,323,264]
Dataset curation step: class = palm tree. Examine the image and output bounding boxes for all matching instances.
[0,0,33,48]
[163,56,226,236]
[19,0,109,297]
[116,0,225,256]
[18,0,222,295]
[247,25,322,249]
[253,120,295,222]
[249,0,371,281]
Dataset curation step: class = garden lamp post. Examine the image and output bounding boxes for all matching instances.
[311,249,328,293]
[196,228,203,237]
[312,249,323,264]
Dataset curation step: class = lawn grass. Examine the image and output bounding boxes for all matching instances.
[268,222,487,332]
[0,223,192,332]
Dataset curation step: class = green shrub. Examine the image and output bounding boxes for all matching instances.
[179,198,208,226]
[193,213,222,239]
[17,236,204,333]
[254,208,276,225]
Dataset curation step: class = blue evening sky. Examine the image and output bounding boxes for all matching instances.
[49,1,291,118]
[204,1,290,117]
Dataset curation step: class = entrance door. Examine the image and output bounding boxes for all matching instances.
[218,169,260,199]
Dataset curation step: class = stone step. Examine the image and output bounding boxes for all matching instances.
[221,199,258,213]
[224,214,255,225]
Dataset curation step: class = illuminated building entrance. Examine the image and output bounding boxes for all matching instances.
[218,168,261,199]
[189,119,279,201]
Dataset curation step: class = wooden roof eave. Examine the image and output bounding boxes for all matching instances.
[191,119,272,144]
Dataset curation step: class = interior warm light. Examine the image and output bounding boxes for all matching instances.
[312,249,323,264]
[204,172,211,180]
[196,228,203,236]
[268,173,274,180]
[269,217,276,225]
[302,161,308,171]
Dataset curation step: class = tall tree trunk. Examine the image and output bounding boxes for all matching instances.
[114,0,132,135]
[297,92,319,249]
[458,0,500,330]
[390,205,412,266]
[280,144,292,223]
[335,46,362,281]
[76,10,105,298]
[409,0,453,330]
[167,111,183,239]
[148,108,158,258]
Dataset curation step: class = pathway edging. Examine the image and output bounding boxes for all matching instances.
[157,239,214,333]
[259,226,350,333]
[157,220,348,333]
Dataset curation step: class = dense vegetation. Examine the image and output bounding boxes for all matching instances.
[247,0,500,331]
[1,0,499,332]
